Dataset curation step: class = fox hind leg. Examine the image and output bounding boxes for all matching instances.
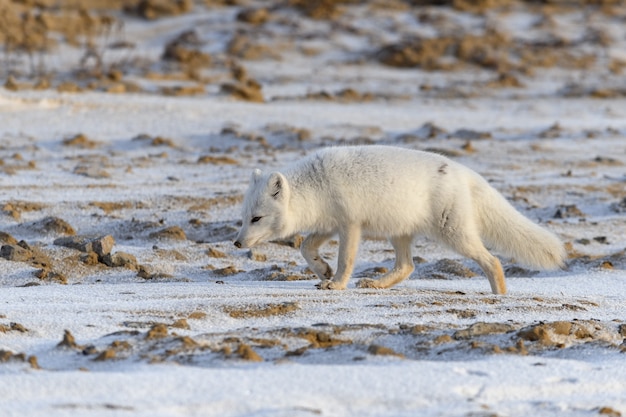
[301,232,334,281]
[357,235,415,289]
[442,230,507,295]
[471,250,506,295]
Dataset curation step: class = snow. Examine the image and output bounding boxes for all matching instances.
[1,2,626,416]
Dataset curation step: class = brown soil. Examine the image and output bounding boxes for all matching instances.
[225,302,299,319]
[149,226,187,241]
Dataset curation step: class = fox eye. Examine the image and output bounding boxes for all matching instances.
[251,216,262,224]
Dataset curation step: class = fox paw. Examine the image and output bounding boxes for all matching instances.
[316,280,346,290]
[356,278,383,289]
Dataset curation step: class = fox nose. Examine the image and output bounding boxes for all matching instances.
[234,241,242,248]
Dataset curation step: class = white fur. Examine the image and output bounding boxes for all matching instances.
[234,145,566,294]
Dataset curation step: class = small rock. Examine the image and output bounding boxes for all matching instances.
[0,244,32,262]
[92,235,116,256]
[54,235,115,256]
[112,252,138,269]
[137,264,154,279]
[593,236,608,245]
[80,251,100,266]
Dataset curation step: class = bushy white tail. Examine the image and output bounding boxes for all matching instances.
[473,179,566,270]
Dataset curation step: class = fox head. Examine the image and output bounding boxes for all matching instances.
[234,169,291,248]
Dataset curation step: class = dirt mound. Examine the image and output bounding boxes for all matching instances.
[124,0,192,20]
[376,29,513,72]
[149,226,187,241]
[517,320,621,350]
[224,302,300,319]
[24,217,76,236]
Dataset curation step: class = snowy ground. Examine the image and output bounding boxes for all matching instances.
[1,2,626,416]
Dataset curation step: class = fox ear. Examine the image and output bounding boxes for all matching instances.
[251,169,263,183]
[267,172,288,201]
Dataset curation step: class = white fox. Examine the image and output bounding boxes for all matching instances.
[234,145,565,294]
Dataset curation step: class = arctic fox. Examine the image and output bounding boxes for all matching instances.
[234,145,565,294]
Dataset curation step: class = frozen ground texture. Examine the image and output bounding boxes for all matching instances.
[1,1,626,416]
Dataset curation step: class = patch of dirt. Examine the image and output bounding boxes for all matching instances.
[368,344,404,358]
[289,328,350,350]
[454,322,516,340]
[419,259,477,280]
[517,320,620,350]
[206,247,227,258]
[132,134,178,148]
[124,0,193,20]
[25,217,75,236]
[0,322,28,333]
[0,349,39,369]
[162,30,211,72]
[224,302,299,319]
[149,226,187,241]
[145,323,169,339]
[2,201,46,220]
[197,155,239,165]
[554,204,585,219]
[236,7,270,25]
[220,80,264,103]
[244,265,314,281]
[227,34,280,61]
[235,343,263,362]
[89,201,138,214]
[304,88,375,103]
[62,133,99,149]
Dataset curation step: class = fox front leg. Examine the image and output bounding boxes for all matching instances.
[301,232,334,281]
[318,225,361,290]
[357,235,415,289]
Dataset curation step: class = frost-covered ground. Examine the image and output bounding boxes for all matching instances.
[1,2,626,416]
